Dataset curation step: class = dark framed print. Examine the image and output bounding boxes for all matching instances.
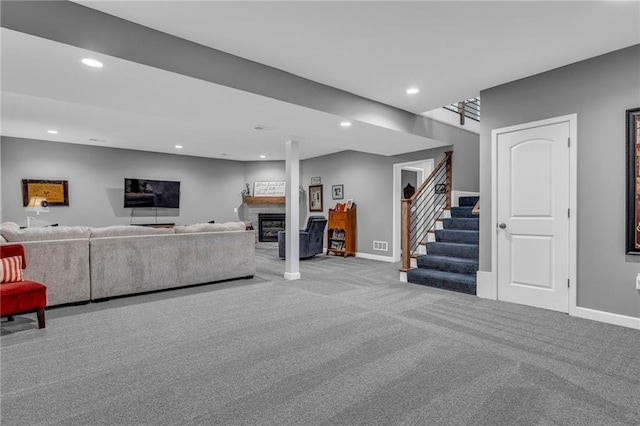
[332,184,344,200]
[626,107,640,254]
[21,179,69,207]
[309,184,323,212]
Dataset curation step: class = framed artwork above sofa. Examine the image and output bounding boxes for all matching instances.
[21,179,69,207]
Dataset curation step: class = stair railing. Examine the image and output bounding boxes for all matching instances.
[401,151,453,271]
[444,97,481,124]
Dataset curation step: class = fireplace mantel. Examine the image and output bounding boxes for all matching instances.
[243,196,285,205]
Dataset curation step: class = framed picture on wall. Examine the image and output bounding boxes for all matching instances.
[21,179,69,206]
[332,184,344,200]
[626,107,640,254]
[309,184,323,212]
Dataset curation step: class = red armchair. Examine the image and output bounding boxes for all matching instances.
[1,244,47,328]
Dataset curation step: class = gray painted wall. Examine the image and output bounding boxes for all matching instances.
[2,121,479,257]
[394,123,480,193]
[1,137,246,227]
[243,161,286,188]
[301,150,396,256]
[479,44,640,318]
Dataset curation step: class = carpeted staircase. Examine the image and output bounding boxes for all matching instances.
[407,196,479,295]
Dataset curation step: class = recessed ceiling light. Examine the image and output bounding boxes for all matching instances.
[47,129,58,134]
[406,88,420,95]
[175,145,183,149]
[259,155,267,159]
[340,121,352,127]
[81,58,104,68]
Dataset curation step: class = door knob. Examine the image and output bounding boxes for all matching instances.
[498,223,507,229]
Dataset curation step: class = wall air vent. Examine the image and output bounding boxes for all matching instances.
[373,241,388,251]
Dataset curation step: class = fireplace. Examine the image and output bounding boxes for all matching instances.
[258,213,285,242]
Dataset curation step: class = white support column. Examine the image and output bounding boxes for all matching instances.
[284,139,301,280]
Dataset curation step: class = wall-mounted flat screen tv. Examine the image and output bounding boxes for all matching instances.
[124,178,180,208]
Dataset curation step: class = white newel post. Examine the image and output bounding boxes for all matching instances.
[284,139,301,280]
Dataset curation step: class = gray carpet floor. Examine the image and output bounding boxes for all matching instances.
[2,249,639,425]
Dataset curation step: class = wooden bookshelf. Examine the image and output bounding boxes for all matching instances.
[327,204,356,258]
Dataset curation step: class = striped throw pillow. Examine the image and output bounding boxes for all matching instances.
[1,255,24,283]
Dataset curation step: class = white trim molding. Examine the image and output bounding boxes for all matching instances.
[284,272,301,280]
[574,307,640,330]
[356,252,395,263]
[476,270,496,300]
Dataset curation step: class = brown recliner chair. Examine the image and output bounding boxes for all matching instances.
[1,244,47,328]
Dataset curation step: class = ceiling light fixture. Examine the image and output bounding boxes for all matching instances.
[259,155,267,159]
[81,58,104,68]
[406,88,420,95]
[175,145,183,149]
[47,129,58,134]
[340,121,352,127]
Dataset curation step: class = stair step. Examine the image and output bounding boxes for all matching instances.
[406,268,477,295]
[435,229,479,245]
[450,206,476,218]
[427,242,479,259]
[443,218,479,231]
[458,196,480,207]
[416,255,478,276]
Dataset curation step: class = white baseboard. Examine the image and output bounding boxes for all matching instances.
[476,271,496,300]
[356,252,396,263]
[283,272,301,280]
[574,306,640,330]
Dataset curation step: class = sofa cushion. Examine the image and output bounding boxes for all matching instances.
[90,225,174,238]
[1,255,24,283]
[173,223,223,233]
[172,224,199,234]
[0,222,19,243]
[1,226,92,242]
[173,222,246,233]
[223,221,248,231]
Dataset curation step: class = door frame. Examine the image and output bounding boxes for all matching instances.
[489,114,577,315]
[392,159,434,262]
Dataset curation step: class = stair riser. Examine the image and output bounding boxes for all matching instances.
[416,258,478,276]
[406,196,479,295]
[450,207,476,218]
[406,270,476,295]
[435,230,479,245]
[427,243,478,259]
[458,196,480,207]
[443,218,479,231]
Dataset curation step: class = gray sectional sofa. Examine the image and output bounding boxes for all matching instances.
[0,222,255,306]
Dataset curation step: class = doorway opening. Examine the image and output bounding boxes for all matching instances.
[392,159,434,262]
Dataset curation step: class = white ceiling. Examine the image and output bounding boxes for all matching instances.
[2,1,639,161]
[1,28,441,161]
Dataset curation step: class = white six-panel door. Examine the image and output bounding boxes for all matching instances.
[496,121,570,313]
